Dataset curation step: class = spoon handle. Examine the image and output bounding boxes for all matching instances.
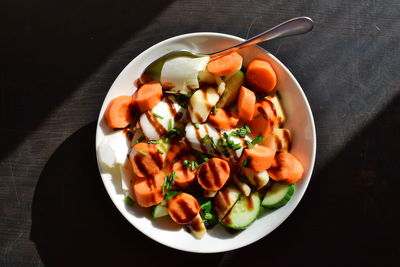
[208,16,314,58]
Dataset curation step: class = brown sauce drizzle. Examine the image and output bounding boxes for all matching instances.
[194,112,203,123]
[283,130,291,151]
[195,127,207,153]
[265,98,278,116]
[191,216,203,231]
[198,164,212,188]
[175,112,183,121]
[134,156,151,177]
[166,100,177,117]
[145,112,166,136]
[208,159,222,188]
[245,196,254,210]
[150,151,164,170]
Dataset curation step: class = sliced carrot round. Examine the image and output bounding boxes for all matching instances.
[207,52,243,76]
[166,140,190,163]
[133,81,163,113]
[248,99,278,138]
[129,143,164,177]
[133,171,165,207]
[104,95,134,129]
[197,158,230,191]
[168,193,200,224]
[246,59,277,93]
[239,145,276,171]
[269,152,304,184]
[208,108,239,130]
[237,86,256,122]
[171,156,197,188]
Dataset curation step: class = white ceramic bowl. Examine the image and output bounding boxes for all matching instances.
[95,32,316,253]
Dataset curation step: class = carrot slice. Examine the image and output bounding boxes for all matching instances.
[237,86,255,121]
[133,171,165,207]
[129,143,164,177]
[171,155,197,188]
[168,193,200,224]
[166,140,190,163]
[104,95,134,129]
[269,152,304,184]
[208,108,239,130]
[207,52,243,76]
[239,145,276,171]
[246,59,277,93]
[133,81,163,113]
[197,158,230,191]
[248,99,278,138]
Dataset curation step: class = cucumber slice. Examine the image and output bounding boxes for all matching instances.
[151,200,168,218]
[262,183,295,209]
[221,192,260,230]
[151,190,182,218]
[216,71,244,108]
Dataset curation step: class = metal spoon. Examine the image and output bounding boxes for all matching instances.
[142,16,314,81]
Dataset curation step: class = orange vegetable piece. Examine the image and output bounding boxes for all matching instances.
[246,59,277,93]
[166,140,190,163]
[197,158,230,191]
[237,86,255,121]
[269,152,304,184]
[104,95,134,129]
[168,193,200,224]
[207,52,243,76]
[129,143,164,177]
[248,99,278,138]
[133,171,165,207]
[239,145,276,171]
[208,108,239,129]
[170,155,197,188]
[132,81,163,113]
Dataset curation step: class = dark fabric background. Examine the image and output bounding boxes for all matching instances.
[1,0,399,266]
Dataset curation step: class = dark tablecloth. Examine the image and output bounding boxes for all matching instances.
[1,0,399,266]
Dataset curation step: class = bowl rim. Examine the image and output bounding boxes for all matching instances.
[95,32,316,253]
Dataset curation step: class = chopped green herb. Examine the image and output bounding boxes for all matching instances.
[251,135,265,146]
[212,105,216,115]
[168,119,173,131]
[136,150,148,156]
[165,190,181,200]
[194,123,200,129]
[153,112,164,119]
[204,213,213,220]
[253,114,261,119]
[123,196,135,206]
[135,135,145,144]
[162,172,176,193]
[163,128,184,143]
[202,134,216,149]
[246,140,254,148]
[172,93,192,107]
[157,149,164,155]
[230,125,251,138]
[200,200,218,227]
[231,143,242,151]
[192,150,211,164]
[183,159,199,170]
[241,157,250,169]
[148,140,159,144]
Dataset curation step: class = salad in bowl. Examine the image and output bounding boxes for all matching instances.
[96,33,315,252]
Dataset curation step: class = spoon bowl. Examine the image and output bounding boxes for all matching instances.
[142,16,314,82]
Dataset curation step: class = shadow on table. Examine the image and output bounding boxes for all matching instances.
[0,0,173,161]
[218,94,400,266]
[30,122,223,266]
